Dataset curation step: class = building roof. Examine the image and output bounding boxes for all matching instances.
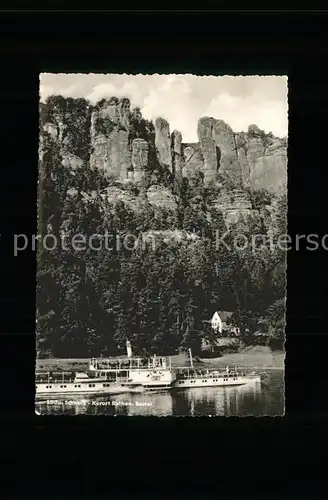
[218,311,233,322]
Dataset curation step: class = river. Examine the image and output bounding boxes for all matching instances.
[36,369,284,416]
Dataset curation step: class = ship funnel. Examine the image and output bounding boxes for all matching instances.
[126,340,132,358]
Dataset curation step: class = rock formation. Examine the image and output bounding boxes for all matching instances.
[90,98,132,182]
[154,117,172,172]
[171,130,182,178]
[214,189,257,227]
[212,119,242,188]
[146,185,177,210]
[182,143,204,181]
[39,96,287,226]
[131,138,149,182]
[195,117,244,188]
[197,117,220,186]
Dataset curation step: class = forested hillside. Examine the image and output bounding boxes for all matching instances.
[36,96,287,358]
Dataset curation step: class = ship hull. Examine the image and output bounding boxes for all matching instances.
[138,384,173,391]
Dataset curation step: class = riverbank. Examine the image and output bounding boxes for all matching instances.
[36,347,284,372]
[200,347,284,370]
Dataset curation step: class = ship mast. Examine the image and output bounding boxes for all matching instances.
[188,348,194,370]
[126,340,132,358]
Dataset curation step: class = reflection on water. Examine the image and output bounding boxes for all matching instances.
[36,370,284,417]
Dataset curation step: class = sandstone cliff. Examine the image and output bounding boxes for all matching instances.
[39,96,287,226]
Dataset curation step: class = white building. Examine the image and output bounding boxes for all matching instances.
[211,312,222,333]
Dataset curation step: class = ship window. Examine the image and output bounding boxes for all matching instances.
[89,384,92,387]
[205,380,207,382]
[78,385,81,387]
[74,385,77,388]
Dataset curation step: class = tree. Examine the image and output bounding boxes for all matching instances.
[247,188,273,210]
[261,298,286,350]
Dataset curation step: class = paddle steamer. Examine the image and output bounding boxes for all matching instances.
[35,370,144,399]
[172,349,261,388]
[89,342,176,390]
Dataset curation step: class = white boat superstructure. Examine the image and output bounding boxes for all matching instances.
[89,342,176,389]
[35,371,144,399]
[173,367,261,388]
[89,355,176,389]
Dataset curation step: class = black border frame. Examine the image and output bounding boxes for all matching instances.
[1,9,328,498]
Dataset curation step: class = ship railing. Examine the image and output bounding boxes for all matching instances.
[178,370,263,379]
[89,356,173,371]
[35,371,76,383]
[90,358,147,371]
[178,371,245,379]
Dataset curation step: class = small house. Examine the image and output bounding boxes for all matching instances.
[217,311,240,336]
[200,311,240,353]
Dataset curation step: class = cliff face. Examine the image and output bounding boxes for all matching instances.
[90,98,131,181]
[39,96,287,226]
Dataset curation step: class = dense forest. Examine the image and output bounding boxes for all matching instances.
[36,96,287,358]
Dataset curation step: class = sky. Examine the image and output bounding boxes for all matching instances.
[40,74,288,142]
